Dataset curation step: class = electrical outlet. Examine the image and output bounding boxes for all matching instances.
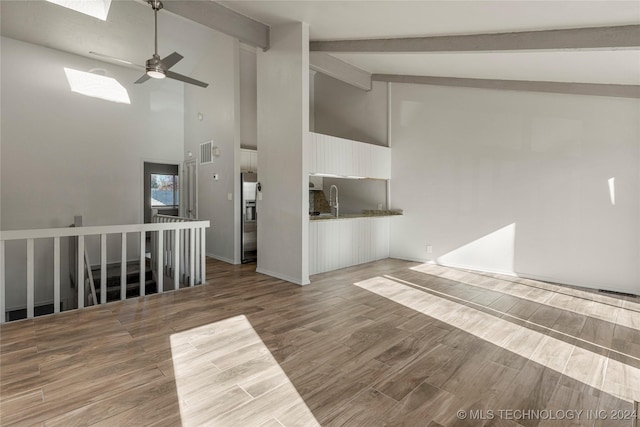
[426,245,433,254]
[377,203,383,210]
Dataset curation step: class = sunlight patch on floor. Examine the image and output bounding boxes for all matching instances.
[355,276,640,403]
[170,315,319,426]
[410,263,640,330]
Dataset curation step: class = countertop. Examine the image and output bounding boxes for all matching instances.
[309,211,403,221]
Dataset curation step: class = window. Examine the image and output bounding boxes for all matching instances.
[151,174,179,208]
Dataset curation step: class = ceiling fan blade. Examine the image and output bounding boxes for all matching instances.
[166,71,209,88]
[89,51,145,69]
[161,52,184,70]
[135,74,151,84]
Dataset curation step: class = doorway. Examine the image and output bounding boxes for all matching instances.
[143,162,180,223]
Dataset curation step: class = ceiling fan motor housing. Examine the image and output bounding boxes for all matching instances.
[146,54,166,79]
[148,0,163,11]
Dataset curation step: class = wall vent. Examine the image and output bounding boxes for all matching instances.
[200,141,213,165]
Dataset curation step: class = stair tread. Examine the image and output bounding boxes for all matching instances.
[90,262,152,278]
[96,279,156,293]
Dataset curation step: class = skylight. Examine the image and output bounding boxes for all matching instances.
[64,68,130,104]
[46,0,112,21]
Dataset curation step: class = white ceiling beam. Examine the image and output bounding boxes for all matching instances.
[162,1,269,50]
[310,53,371,91]
[373,74,640,99]
[311,25,640,53]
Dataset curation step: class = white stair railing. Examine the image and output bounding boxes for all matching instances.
[151,214,206,291]
[0,219,209,323]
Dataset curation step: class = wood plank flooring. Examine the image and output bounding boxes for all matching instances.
[2,258,640,426]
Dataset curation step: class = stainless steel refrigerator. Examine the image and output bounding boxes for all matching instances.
[241,172,257,263]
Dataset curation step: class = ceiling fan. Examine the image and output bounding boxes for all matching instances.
[92,0,209,88]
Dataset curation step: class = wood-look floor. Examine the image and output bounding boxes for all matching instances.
[2,258,640,426]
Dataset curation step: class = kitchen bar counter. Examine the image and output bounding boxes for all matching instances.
[309,215,400,275]
[309,211,403,221]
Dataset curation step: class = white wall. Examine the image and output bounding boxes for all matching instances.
[240,46,258,150]
[257,23,310,285]
[1,37,184,309]
[183,33,240,265]
[389,83,640,294]
[314,74,388,146]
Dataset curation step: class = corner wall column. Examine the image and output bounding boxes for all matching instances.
[256,22,310,285]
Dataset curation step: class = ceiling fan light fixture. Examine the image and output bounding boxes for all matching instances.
[145,55,165,79]
[146,68,166,79]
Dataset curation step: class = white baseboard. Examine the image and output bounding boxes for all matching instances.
[389,254,429,263]
[255,267,309,286]
[206,253,235,265]
[389,255,517,277]
[436,261,518,277]
[391,255,637,296]
[516,271,638,296]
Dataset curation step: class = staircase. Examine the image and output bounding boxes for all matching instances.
[1,218,209,323]
[89,261,157,304]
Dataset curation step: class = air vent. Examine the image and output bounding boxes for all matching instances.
[200,141,213,165]
[598,289,637,298]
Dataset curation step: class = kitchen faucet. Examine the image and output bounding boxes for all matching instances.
[329,185,339,218]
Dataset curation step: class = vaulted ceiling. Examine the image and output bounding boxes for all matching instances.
[1,1,639,87]
[223,1,640,39]
[223,1,640,86]
[0,0,211,77]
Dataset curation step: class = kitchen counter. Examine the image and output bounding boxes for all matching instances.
[309,214,396,275]
[309,211,403,221]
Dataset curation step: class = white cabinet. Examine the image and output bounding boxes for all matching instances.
[251,151,258,172]
[240,149,251,172]
[309,175,323,191]
[240,149,258,173]
[309,132,390,179]
[309,217,390,275]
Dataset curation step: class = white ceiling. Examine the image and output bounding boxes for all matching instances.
[223,0,640,85]
[0,0,213,76]
[221,1,640,40]
[1,1,639,86]
[334,51,640,85]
